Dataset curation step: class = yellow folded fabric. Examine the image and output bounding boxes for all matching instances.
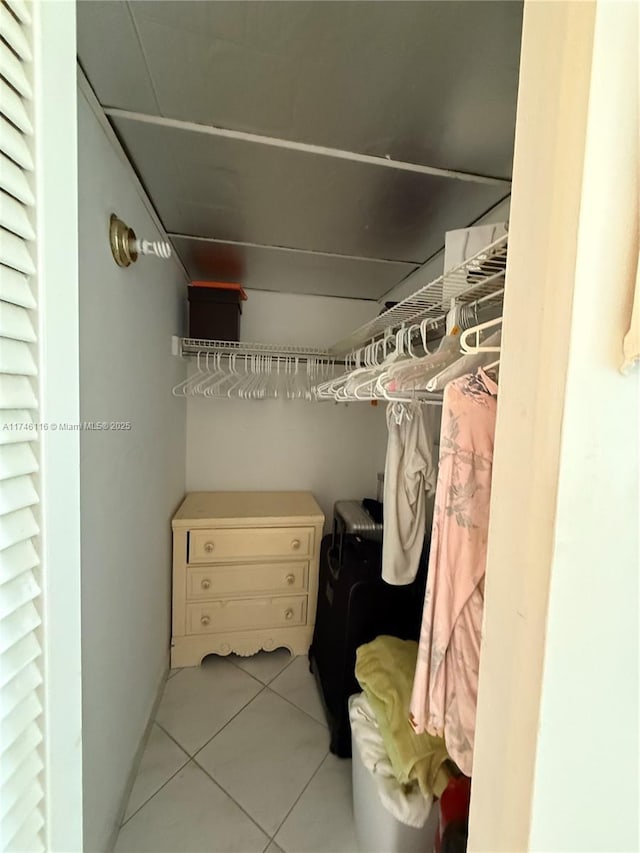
[355,635,451,798]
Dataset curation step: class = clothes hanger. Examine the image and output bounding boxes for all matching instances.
[171,350,204,397]
[377,333,460,393]
[459,316,503,354]
[424,330,502,392]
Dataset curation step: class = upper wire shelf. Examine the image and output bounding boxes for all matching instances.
[177,234,507,365]
[329,233,508,355]
[180,338,336,361]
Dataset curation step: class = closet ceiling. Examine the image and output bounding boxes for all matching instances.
[77,1,522,301]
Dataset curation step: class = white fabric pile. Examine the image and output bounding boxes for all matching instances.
[348,693,435,829]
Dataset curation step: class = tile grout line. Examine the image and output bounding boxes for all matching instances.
[192,756,273,844]
[227,651,298,686]
[264,652,298,685]
[154,720,197,757]
[268,750,331,844]
[178,666,328,842]
[263,685,328,731]
[119,750,191,829]
[122,677,271,829]
[121,680,269,837]
[125,656,325,847]
[189,683,269,759]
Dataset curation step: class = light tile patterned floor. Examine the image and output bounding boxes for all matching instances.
[115,653,358,853]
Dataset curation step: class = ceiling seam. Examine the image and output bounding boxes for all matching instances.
[167,233,421,267]
[104,108,513,187]
[230,287,380,303]
[125,0,163,116]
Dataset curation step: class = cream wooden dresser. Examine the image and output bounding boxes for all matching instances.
[171,491,324,667]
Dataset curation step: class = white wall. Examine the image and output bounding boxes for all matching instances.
[186,290,388,526]
[77,83,187,852]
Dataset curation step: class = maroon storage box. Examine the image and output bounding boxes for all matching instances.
[187,284,244,341]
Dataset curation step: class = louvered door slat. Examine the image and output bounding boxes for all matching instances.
[0,444,38,485]
[0,572,40,623]
[0,40,31,98]
[0,78,32,135]
[0,227,35,276]
[2,782,43,851]
[0,601,40,655]
[0,190,34,240]
[0,751,42,821]
[0,691,41,754]
[0,508,38,552]
[0,4,31,60]
[1,2,45,849]
[4,0,29,25]
[0,268,34,311]
[0,267,35,309]
[0,539,37,588]
[0,117,32,171]
[0,339,37,376]
[0,446,38,482]
[0,152,34,205]
[0,412,36,445]
[8,820,44,853]
[0,296,37,340]
[0,375,37,409]
[0,475,38,516]
[0,722,41,787]
[0,633,40,691]
[0,658,40,717]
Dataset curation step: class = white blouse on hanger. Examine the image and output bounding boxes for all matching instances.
[382,402,437,586]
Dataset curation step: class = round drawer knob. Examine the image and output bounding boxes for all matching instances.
[201,579,211,590]
[284,608,294,621]
[200,615,210,626]
[204,542,214,554]
[285,573,295,586]
[290,539,301,551]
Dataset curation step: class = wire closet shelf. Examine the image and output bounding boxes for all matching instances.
[328,233,507,356]
[174,233,507,400]
[179,338,335,361]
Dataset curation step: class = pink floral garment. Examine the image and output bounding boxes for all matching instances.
[409,368,498,775]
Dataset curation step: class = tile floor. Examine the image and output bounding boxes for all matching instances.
[115,650,359,853]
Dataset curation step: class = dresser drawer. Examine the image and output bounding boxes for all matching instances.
[189,526,314,563]
[187,561,308,599]
[186,596,307,634]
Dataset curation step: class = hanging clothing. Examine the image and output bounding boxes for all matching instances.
[382,402,436,585]
[409,368,498,775]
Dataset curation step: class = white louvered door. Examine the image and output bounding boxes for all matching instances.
[0,1,46,851]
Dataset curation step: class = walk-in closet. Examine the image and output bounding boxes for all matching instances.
[1,2,638,853]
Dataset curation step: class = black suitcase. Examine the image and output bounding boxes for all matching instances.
[309,533,428,757]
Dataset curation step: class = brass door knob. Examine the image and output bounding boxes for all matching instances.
[201,579,211,590]
[290,539,301,551]
[200,615,210,626]
[285,574,295,585]
[284,608,294,621]
[204,542,214,554]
